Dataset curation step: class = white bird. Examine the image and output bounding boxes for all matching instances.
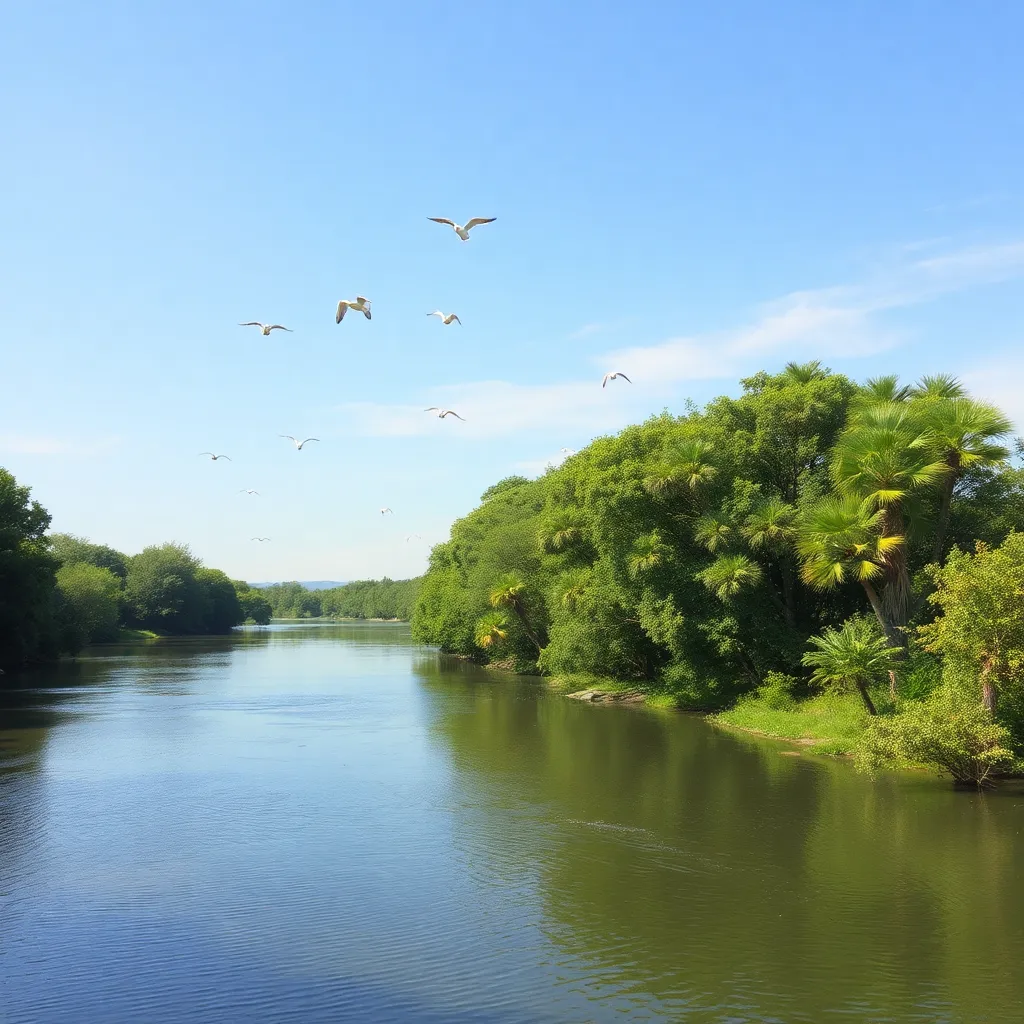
[427,216,496,241]
[380,507,393,515]
[424,407,466,421]
[602,371,632,388]
[427,310,462,325]
[560,448,577,456]
[199,452,232,461]
[406,534,423,542]
[280,435,320,450]
[251,537,271,542]
[238,489,260,496]
[336,297,371,322]
[239,322,292,335]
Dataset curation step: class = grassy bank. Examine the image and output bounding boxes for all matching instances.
[547,674,679,711]
[116,627,164,641]
[714,690,874,755]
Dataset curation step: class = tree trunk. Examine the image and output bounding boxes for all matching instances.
[981,658,998,715]
[512,603,544,655]
[931,465,958,566]
[880,504,911,627]
[888,669,898,701]
[861,579,907,656]
[855,680,877,716]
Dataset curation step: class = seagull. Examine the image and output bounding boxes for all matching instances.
[602,371,632,388]
[280,435,320,450]
[238,489,260,496]
[380,507,393,515]
[199,452,232,461]
[427,310,462,325]
[424,407,466,421]
[406,534,423,542]
[560,448,577,456]
[336,297,371,322]
[250,537,271,542]
[427,217,496,241]
[239,322,292,335]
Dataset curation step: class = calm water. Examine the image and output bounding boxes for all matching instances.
[2,623,1023,1023]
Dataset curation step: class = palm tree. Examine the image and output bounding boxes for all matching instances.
[697,553,763,602]
[782,360,827,384]
[488,572,545,653]
[474,611,509,651]
[555,569,590,613]
[742,497,799,626]
[643,439,718,496]
[797,494,906,652]
[802,618,901,716]
[627,532,668,579]
[831,402,948,623]
[693,514,733,553]
[909,373,967,401]
[913,398,1012,563]
[537,517,586,554]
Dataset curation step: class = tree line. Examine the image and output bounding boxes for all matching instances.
[1,466,272,669]
[412,363,1024,786]
[260,577,421,621]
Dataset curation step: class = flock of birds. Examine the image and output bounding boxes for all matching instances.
[203,216,633,546]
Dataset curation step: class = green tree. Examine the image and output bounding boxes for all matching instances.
[918,535,1024,717]
[124,543,205,633]
[801,618,900,716]
[55,563,121,644]
[49,533,129,583]
[235,584,273,624]
[196,568,243,633]
[489,572,546,655]
[696,554,763,602]
[0,467,61,668]
[474,611,509,651]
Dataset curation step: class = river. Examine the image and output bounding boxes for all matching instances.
[1,622,1022,1023]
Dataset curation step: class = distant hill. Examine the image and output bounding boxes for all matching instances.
[250,581,347,591]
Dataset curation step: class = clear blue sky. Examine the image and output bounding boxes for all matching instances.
[2,1,1023,583]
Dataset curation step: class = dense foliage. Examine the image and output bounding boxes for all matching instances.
[260,577,421,620]
[412,364,1024,784]
[0,467,272,670]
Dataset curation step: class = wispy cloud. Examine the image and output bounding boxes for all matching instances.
[339,239,1024,440]
[568,322,608,340]
[0,435,121,456]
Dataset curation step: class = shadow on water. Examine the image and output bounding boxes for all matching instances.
[411,658,1024,1022]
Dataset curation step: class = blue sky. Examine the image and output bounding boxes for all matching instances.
[2,1,1023,583]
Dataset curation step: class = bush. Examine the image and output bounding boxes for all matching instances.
[55,563,121,644]
[856,685,1017,788]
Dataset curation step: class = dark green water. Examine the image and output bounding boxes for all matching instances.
[2,622,1023,1023]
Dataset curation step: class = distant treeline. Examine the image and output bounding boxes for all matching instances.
[1,466,272,670]
[259,578,421,620]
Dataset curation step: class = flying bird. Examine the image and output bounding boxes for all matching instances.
[280,435,320,450]
[336,297,371,322]
[238,489,260,496]
[239,322,292,335]
[380,507,393,515]
[426,310,462,325]
[406,534,423,542]
[602,371,632,388]
[427,217,496,241]
[250,537,271,542]
[199,452,232,461]
[424,407,466,421]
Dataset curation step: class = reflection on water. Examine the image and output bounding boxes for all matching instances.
[2,623,1023,1023]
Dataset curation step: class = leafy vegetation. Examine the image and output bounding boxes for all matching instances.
[0,469,272,671]
[259,577,420,620]
[412,363,1024,786]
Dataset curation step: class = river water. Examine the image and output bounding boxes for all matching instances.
[1,622,1022,1023]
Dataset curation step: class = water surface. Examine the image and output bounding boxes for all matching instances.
[2,622,1022,1022]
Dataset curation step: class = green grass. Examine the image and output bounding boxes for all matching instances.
[116,627,164,641]
[714,690,874,754]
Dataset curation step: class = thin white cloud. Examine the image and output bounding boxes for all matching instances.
[339,238,1024,440]
[0,435,121,456]
[568,322,607,340]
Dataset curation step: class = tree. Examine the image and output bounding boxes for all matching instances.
[914,398,1012,563]
[643,439,718,496]
[197,568,243,633]
[55,563,121,644]
[124,543,205,633]
[0,467,61,668]
[918,535,1024,716]
[801,618,900,715]
[797,495,906,652]
[696,554,763,602]
[50,533,129,583]
[489,572,545,654]
[474,611,509,651]
[234,583,273,625]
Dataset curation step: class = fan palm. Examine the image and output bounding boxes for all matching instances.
[693,514,733,553]
[488,572,545,653]
[909,373,967,401]
[538,517,586,554]
[913,398,1012,562]
[782,360,827,384]
[802,618,901,716]
[643,440,718,496]
[831,402,948,623]
[797,495,906,651]
[741,497,797,550]
[627,532,668,579]
[697,553,763,602]
[474,611,509,650]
